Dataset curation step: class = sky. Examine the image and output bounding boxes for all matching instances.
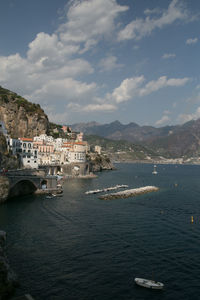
[0,0,200,127]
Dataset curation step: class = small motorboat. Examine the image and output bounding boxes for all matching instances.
[134,277,164,290]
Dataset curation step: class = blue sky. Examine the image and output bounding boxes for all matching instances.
[0,0,200,126]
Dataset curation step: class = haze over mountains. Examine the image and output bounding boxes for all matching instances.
[71,120,200,158]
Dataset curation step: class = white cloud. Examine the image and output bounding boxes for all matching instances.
[186,37,198,45]
[67,102,117,112]
[0,0,195,124]
[118,0,189,41]
[0,0,131,122]
[138,76,189,97]
[178,107,200,124]
[110,76,145,103]
[108,75,189,103]
[98,55,123,72]
[162,53,176,59]
[155,115,171,126]
[144,8,162,16]
[28,78,97,104]
[82,103,117,112]
[59,0,128,51]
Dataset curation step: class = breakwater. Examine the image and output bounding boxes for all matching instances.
[99,186,159,200]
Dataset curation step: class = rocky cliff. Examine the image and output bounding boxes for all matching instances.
[0,86,49,138]
[88,153,115,172]
[0,231,17,299]
[0,133,19,170]
[0,177,9,204]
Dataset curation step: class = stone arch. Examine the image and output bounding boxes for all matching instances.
[41,179,47,190]
[8,179,38,199]
[72,165,80,176]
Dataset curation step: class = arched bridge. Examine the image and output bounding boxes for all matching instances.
[5,169,58,198]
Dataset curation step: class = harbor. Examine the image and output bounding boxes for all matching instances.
[0,163,200,299]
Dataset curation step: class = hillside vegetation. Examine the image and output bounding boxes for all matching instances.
[0,86,49,138]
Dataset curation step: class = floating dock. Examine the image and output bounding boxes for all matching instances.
[99,186,159,200]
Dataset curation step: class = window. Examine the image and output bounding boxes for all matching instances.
[23,143,26,148]
[27,160,30,163]
[28,143,32,148]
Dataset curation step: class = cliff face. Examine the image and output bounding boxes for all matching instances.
[0,177,9,204]
[0,231,17,299]
[0,86,49,138]
[0,133,19,170]
[88,153,115,172]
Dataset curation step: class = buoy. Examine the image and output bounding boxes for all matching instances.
[191,216,194,223]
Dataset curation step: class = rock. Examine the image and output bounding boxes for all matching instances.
[0,231,18,300]
[88,153,115,172]
[0,177,9,204]
[0,87,49,138]
[99,186,159,200]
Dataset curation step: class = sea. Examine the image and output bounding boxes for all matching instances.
[0,163,200,300]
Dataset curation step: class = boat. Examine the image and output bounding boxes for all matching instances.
[134,277,164,289]
[52,193,62,197]
[152,165,158,175]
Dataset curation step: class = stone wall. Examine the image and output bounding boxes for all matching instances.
[62,162,90,176]
[0,177,9,204]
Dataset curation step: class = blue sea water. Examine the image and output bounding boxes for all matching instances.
[1,163,200,300]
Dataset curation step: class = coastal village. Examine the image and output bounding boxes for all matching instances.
[0,120,105,177]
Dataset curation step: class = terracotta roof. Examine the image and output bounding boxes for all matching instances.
[19,138,33,142]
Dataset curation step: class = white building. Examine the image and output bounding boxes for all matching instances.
[95,145,101,154]
[8,137,39,169]
[18,138,39,169]
[34,134,54,143]
[0,121,7,136]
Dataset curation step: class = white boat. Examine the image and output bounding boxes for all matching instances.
[134,277,164,289]
[152,165,158,175]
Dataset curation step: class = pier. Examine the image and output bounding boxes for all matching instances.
[99,186,159,200]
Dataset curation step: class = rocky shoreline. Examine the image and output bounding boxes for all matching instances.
[88,153,115,172]
[0,177,9,204]
[0,231,17,299]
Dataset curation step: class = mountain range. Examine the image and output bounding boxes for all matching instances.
[1,84,200,159]
[71,120,200,158]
